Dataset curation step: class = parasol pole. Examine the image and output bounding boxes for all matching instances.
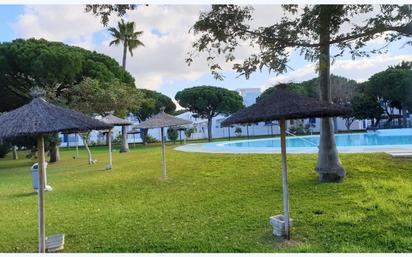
[161,127,166,178]
[107,129,112,170]
[36,135,46,253]
[75,132,79,158]
[279,118,291,240]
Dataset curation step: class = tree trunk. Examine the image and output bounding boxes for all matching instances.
[315,6,345,182]
[81,133,94,165]
[122,41,127,68]
[106,132,110,146]
[12,145,18,160]
[49,143,60,163]
[120,125,129,153]
[143,129,148,145]
[333,117,339,133]
[207,117,213,142]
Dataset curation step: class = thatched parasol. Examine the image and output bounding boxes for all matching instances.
[134,108,192,178]
[127,128,141,147]
[99,114,132,170]
[222,84,351,240]
[0,88,112,253]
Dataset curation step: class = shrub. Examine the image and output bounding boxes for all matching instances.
[167,128,178,143]
[184,128,194,139]
[235,127,242,137]
[145,134,159,144]
[288,124,311,135]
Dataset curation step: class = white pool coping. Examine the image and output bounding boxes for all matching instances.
[175,133,412,154]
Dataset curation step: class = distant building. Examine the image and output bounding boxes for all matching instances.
[59,87,371,147]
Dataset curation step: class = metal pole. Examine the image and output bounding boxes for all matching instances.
[107,130,112,170]
[228,127,231,141]
[36,135,46,253]
[279,118,290,240]
[161,127,166,178]
[75,133,79,158]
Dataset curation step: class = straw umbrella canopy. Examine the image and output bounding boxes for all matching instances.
[174,126,187,144]
[127,128,141,147]
[99,114,132,170]
[222,84,351,240]
[0,89,112,253]
[134,108,192,178]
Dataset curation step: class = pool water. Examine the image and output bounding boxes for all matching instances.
[176,128,412,154]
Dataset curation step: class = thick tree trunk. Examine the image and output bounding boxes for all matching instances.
[207,117,213,142]
[122,41,127,68]
[120,125,129,153]
[143,129,148,145]
[12,145,18,160]
[49,143,60,163]
[315,7,346,182]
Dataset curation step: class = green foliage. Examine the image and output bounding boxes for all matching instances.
[258,75,358,103]
[176,86,243,141]
[0,38,135,112]
[144,134,158,144]
[167,128,178,143]
[108,19,144,68]
[184,128,195,139]
[235,127,242,136]
[175,86,244,120]
[85,5,137,26]
[135,89,176,122]
[367,62,412,113]
[188,5,411,80]
[288,124,312,135]
[62,77,143,117]
[2,146,411,252]
[351,93,383,126]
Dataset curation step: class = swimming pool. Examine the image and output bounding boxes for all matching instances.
[175,128,412,154]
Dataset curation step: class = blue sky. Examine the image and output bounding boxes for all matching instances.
[1,5,411,106]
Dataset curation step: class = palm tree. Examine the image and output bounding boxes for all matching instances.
[108,19,144,153]
[108,19,144,69]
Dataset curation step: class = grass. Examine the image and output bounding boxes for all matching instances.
[0,142,411,253]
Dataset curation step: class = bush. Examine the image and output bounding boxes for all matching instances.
[167,128,178,143]
[145,134,159,144]
[0,140,11,158]
[288,124,311,135]
[235,127,242,137]
[184,128,194,139]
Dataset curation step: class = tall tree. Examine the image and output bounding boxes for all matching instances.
[367,62,412,126]
[134,89,176,144]
[187,5,412,182]
[0,38,138,162]
[63,78,143,163]
[108,19,144,69]
[175,86,244,142]
[351,93,384,127]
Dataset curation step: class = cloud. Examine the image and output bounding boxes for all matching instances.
[10,5,411,94]
[13,5,103,45]
[11,5,288,91]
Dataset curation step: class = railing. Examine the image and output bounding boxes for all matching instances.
[286,131,319,148]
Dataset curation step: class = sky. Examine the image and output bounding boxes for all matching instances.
[0,5,411,108]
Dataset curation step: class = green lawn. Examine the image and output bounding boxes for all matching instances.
[0,143,411,252]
